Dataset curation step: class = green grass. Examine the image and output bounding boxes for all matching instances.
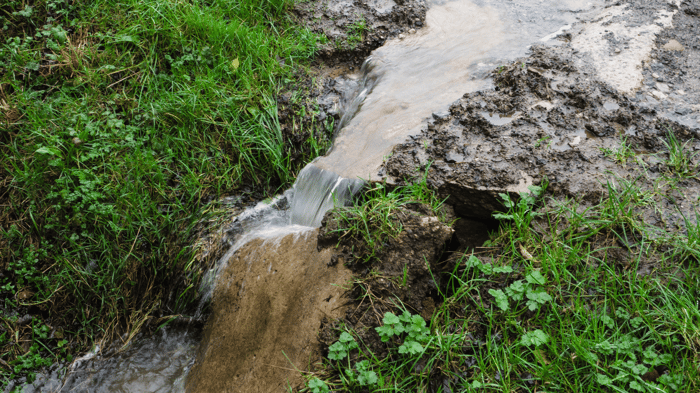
[0,0,324,384]
[662,130,698,178]
[600,136,636,166]
[307,180,700,393]
[327,169,448,263]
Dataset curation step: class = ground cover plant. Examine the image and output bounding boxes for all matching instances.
[306,175,700,392]
[324,168,448,264]
[0,0,326,385]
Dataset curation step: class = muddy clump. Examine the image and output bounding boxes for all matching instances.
[316,203,453,357]
[383,45,700,232]
[293,0,427,65]
[640,0,700,129]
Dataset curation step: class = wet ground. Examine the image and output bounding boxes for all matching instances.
[24,0,700,391]
[384,0,700,230]
[12,327,199,393]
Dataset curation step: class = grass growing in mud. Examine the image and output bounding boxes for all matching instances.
[0,0,324,385]
[328,172,448,263]
[307,179,700,393]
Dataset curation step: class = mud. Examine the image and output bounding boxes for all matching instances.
[186,229,352,393]
[277,0,428,175]
[308,2,700,386]
[293,0,428,65]
[383,43,699,230]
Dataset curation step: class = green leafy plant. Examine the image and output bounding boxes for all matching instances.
[493,184,544,237]
[376,311,430,355]
[328,332,358,360]
[306,377,330,393]
[344,360,378,387]
[488,271,552,312]
[520,329,548,347]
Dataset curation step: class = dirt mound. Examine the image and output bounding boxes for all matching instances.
[383,46,700,232]
[317,204,453,356]
[186,229,352,393]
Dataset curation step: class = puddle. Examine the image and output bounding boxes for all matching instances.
[539,122,593,151]
[481,111,519,125]
[604,101,620,111]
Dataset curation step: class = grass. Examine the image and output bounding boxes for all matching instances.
[306,177,700,392]
[0,0,325,385]
[327,168,448,263]
[662,130,698,178]
[600,136,635,166]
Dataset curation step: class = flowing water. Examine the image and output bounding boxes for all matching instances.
[22,0,604,391]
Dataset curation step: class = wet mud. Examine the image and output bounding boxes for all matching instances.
[308,0,700,388]
[293,0,428,65]
[186,229,352,393]
[383,45,699,230]
[278,0,428,177]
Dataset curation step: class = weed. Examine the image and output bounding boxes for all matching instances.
[346,17,367,49]
[311,173,700,392]
[329,170,447,263]
[601,136,636,165]
[533,135,552,148]
[662,130,698,177]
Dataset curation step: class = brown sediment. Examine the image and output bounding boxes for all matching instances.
[186,229,352,393]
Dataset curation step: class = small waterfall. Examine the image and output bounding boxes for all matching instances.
[289,164,365,227]
[286,58,378,228]
[334,57,383,135]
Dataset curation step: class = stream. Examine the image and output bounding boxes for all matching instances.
[19,0,604,391]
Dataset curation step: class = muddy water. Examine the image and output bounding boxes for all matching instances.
[293,0,603,226]
[15,328,199,393]
[25,0,606,391]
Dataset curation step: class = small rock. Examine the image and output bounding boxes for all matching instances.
[652,72,660,79]
[72,137,83,145]
[614,48,621,53]
[445,152,465,163]
[677,90,686,95]
[650,90,667,100]
[432,111,450,120]
[662,39,684,51]
[656,82,670,93]
[408,29,416,34]
[398,33,405,39]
